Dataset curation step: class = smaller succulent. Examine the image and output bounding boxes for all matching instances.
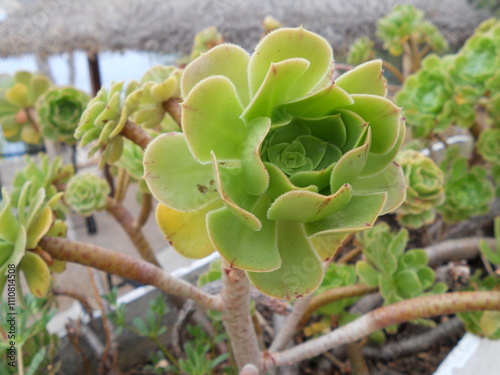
[396,150,445,228]
[262,15,282,34]
[130,66,182,129]
[477,128,500,166]
[115,138,150,193]
[0,182,64,298]
[75,81,141,168]
[0,71,51,144]
[315,263,359,315]
[37,87,90,144]
[65,173,110,217]
[438,158,494,223]
[376,4,448,56]
[189,26,224,61]
[347,37,375,66]
[355,224,447,305]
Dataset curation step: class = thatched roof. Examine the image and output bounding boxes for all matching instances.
[0,0,489,57]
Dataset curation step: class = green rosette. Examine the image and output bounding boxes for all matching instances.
[65,173,110,217]
[144,27,406,300]
[37,86,90,144]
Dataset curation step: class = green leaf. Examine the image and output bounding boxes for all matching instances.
[181,44,251,105]
[394,269,423,298]
[249,27,333,98]
[309,233,349,261]
[182,76,247,162]
[26,206,53,249]
[242,58,310,122]
[356,261,380,287]
[267,183,352,222]
[206,196,280,272]
[305,193,387,238]
[18,251,51,297]
[336,60,387,96]
[241,118,271,195]
[0,191,19,243]
[143,133,218,211]
[265,162,318,200]
[247,221,323,300]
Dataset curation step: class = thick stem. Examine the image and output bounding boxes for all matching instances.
[299,284,378,327]
[120,120,154,149]
[113,168,130,203]
[135,193,152,228]
[163,98,182,128]
[262,291,500,369]
[105,197,160,267]
[220,262,261,370]
[345,342,369,375]
[39,236,222,311]
[425,237,496,266]
[381,60,404,84]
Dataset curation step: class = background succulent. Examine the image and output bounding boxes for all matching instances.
[75,81,141,168]
[0,71,51,144]
[438,158,494,223]
[0,182,65,298]
[115,138,150,193]
[396,150,445,228]
[347,37,375,66]
[145,27,406,299]
[37,86,90,144]
[65,173,110,217]
[477,128,500,166]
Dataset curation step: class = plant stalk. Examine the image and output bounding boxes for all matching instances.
[262,291,500,369]
[163,98,182,127]
[105,197,160,267]
[120,120,153,149]
[39,236,222,311]
[220,261,261,370]
[135,193,153,228]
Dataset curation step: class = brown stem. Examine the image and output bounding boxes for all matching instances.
[39,236,222,311]
[164,98,182,128]
[113,168,130,203]
[65,320,91,375]
[418,45,431,59]
[120,120,154,149]
[262,291,500,369]
[135,193,152,228]
[346,342,369,375]
[53,288,94,319]
[25,107,40,132]
[105,197,160,267]
[299,284,379,328]
[337,246,362,264]
[409,35,421,73]
[425,237,496,266]
[220,262,261,370]
[381,60,404,84]
[239,364,259,375]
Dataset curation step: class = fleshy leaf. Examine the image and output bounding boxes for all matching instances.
[309,233,349,261]
[143,133,218,211]
[26,206,53,249]
[0,191,19,243]
[181,44,251,105]
[336,60,387,96]
[267,184,352,222]
[265,163,318,200]
[305,193,387,237]
[18,251,51,298]
[207,196,280,271]
[242,118,271,196]
[356,261,380,287]
[156,200,222,259]
[247,221,323,300]
[242,58,310,122]
[249,27,333,98]
[182,76,247,162]
[350,161,406,214]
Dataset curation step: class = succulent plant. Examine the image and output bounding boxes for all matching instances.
[189,27,224,61]
[262,16,282,34]
[395,54,454,138]
[396,150,445,228]
[115,138,149,193]
[65,173,110,217]
[130,66,182,129]
[10,153,74,218]
[37,86,90,144]
[0,182,64,298]
[438,158,494,223]
[376,4,448,56]
[75,81,141,168]
[0,71,51,144]
[477,128,500,166]
[315,263,359,315]
[355,224,447,305]
[347,37,375,66]
[145,27,406,299]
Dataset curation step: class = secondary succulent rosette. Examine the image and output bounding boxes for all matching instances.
[477,128,500,166]
[65,173,110,217]
[37,87,90,144]
[144,27,406,299]
[0,71,51,144]
[115,138,150,193]
[438,158,494,223]
[347,37,375,66]
[75,81,141,168]
[0,182,66,298]
[396,150,445,228]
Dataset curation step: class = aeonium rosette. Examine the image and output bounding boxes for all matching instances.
[144,28,406,300]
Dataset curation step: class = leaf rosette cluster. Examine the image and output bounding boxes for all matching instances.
[347,37,375,66]
[37,86,90,144]
[145,27,406,299]
[477,128,500,166]
[396,150,445,228]
[1,182,66,298]
[65,173,110,217]
[0,71,51,144]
